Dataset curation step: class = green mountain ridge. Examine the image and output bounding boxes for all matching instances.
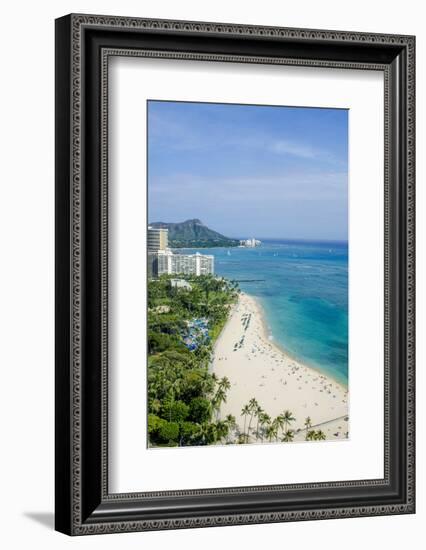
[149,219,239,248]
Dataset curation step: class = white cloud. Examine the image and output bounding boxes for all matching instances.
[149,109,340,164]
[149,171,348,202]
[270,140,320,159]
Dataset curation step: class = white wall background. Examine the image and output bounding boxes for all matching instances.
[0,0,422,548]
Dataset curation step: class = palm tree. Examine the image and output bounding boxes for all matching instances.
[306,429,326,441]
[199,274,216,304]
[218,376,231,393]
[304,416,312,431]
[306,429,317,441]
[241,404,251,442]
[315,430,326,441]
[212,377,230,416]
[265,423,278,443]
[215,420,229,443]
[247,398,259,440]
[273,415,285,441]
[224,414,237,443]
[282,429,294,442]
[248,397,258,411]
[212,387,227,420]
[258,412,271,442]
[254,404,263,440]
[282,410,296,433]
[196,422,211,445]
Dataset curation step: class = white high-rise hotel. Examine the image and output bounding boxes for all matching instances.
[147,227,214,277]
[157,250,214,276]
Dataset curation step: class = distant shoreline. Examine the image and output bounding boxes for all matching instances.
[171,246,236,251]
[172,239,349,248]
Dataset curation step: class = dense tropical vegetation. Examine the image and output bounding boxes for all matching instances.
[147,274,239,447]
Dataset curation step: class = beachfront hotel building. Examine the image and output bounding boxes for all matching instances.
[147,226,214,277]
[157,250,214,276]
[148,227,168,252]
[147,226,168,278]
[239,238,261,247]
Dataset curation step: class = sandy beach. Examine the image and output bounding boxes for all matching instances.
[212,292,349,442]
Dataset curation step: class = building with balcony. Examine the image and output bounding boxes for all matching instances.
[148,226,168,252]
[157,250,214,277]
[148,226,168,278]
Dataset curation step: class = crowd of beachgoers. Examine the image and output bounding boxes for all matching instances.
[212,292,349,443]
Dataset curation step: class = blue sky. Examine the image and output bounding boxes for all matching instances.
[148,100,348,241]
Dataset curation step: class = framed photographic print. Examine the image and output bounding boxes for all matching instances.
[55,14,415,535]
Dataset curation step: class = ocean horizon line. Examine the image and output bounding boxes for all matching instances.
[230,237,348,244]
[173,237,348,246]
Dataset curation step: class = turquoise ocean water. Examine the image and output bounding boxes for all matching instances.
[180,240,348,386]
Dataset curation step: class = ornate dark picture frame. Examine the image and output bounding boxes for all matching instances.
[55,14,415,535]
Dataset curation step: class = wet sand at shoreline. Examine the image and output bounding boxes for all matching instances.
[212,292,349,442]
